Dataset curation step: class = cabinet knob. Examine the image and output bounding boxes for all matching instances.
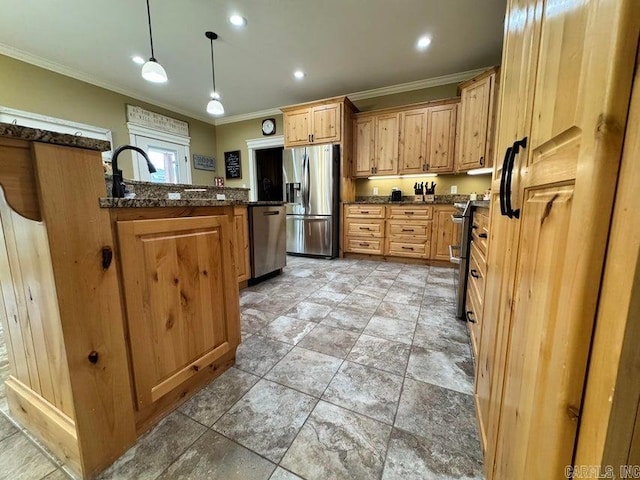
[101,246,113,270]
[88,351,99,364]
[425,163,429,170]
[466,311,476,323]
[470,269,480,279]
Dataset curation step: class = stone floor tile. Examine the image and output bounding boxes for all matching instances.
[43,469,72,479]
[281,401,391,480]
[296,324,360,359]
[240,290,269,308]
[382,427,483,480]
[0,412,17,442]
[0,433,57,480]
[235,335,293,376]
[179,367,260,426]
[406,344,474,395]
[323,361,403,424]
[97,411,205,480]
[320,281,358,295]
[363,315,416,345]
[320,305,374,333]
[213,380,316,463]
[375,301,421,324]
[341,292,382,312]
[347,334,410,375]
[286,301,333,323]
[305,289,347,307]
[241,308,279,333]
[413,321,469,349]
[260,316,317,345]
[384,287,424,306]
[395,379,479,444]
[265,347,342,397]
[157,430,275,480]
[269,467,303,480]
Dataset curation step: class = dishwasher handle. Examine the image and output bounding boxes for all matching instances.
[263,211,280,216]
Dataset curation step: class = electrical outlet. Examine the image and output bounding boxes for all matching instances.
[216,193,226,201]
[450,185,458,194]
[168,192,181,200]
[373,187,379,196]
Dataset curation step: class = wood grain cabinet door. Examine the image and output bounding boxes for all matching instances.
[374,113,399,175]
[233,207,250,283]
[426,104,457,173]
[284,108,312,146]
[311,103,341,144]
[116,215,240,409]
[353,117,375,177]
[398,108,427,174]
[430,207,458,261]
[457,76,492,171]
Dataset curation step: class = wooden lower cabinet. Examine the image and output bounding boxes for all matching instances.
[430,206,459,261]
[116,215,241,410]
[233,206,250,283]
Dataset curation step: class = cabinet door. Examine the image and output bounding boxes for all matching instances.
[311,103,341,144]
[353,117,375,177]
[491,1,635,478]
[284,108,312,147]
[457,76,492,171]
[234,207,250,283]
[426,104,457,173]
[117,215,240,409]
[430,207,458,261]
[398,108,427,174]
[374,113,399,175]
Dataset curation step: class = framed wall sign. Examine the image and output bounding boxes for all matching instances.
[224,150,242,179]
[193,154,216,171]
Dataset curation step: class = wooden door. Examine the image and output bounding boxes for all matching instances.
[457,76,491,171]
[374,113,399,175]
[477,0,541,463]
[353,117,375,177]
[426,103,457,173]
[117,215,240,409]
[233,207,250,283]
[398,108,427,174]
[284,108,311,147]
[311,103,341,144]
[491,1,637,478]
[430,206,457,261]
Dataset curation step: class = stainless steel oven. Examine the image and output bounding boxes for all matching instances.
[452,201,473,319]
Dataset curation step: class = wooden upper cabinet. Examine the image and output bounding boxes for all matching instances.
[457,69,498,172]
[353,116,375,177]
[283,101,343,147]
[426,103,458,173]
[374,113,399,175]
[398,108,428,174]
[116,215,240,409]
[283,108,311,146]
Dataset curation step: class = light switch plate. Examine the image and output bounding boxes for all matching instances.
[450,185,458,194]
[216,193,226,201]
[168,192,181,200]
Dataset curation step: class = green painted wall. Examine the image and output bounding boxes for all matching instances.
[0,54,217,185]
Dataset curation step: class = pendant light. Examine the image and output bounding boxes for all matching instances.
[141,0,167,83]
[205,31,224,115]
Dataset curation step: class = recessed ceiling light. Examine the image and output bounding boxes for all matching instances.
[132,55,145,65]
[416,35,432,51]
[294,70,305,79]
[229,14,247,27]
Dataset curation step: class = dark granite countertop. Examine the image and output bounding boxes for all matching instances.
[344,194,473,205]
[0,122,111,151]
[99,198,246,208]
[471,200,491,208]
[248,201,286,206]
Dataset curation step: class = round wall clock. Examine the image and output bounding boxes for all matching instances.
[261,118,276,136]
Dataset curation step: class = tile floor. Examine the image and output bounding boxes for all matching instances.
[0,256,483,480]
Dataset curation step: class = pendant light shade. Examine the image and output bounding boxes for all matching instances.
[142,0,167,83]
[205,31,224,116]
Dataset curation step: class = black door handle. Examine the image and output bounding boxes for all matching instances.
[505,137,527,219]
[466,310,476,323]
[499,146,513,217]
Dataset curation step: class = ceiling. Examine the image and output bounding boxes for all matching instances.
[0,0,506,124]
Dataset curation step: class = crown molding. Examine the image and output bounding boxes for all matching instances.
[213,66,490,125]
[0,43,217,126]
[214,108,282,126]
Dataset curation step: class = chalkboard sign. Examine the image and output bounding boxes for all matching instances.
[224,150,241,179]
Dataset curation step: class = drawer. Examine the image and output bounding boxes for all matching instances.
[466,285,482,359]
[474,207,490,230]
[469,242,486,297]
[345,204,386,218]
[385,238,430,258]
[345,237,383,255]
[387,205,433,220]
[471,208,489,256]
[345,218,385,238]
[387,220,432,238]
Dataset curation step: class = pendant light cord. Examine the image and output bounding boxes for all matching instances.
[210,38,217,96]
[146,0,156,60]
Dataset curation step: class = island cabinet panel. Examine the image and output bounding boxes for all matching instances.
[117,215,240,409]
[233,206,250,284]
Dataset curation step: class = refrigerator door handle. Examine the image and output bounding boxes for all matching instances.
[303,150,311,213]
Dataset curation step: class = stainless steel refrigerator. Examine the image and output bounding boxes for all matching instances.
[283,144,340,258]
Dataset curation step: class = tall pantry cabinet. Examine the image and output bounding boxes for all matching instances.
[478,1,639,479]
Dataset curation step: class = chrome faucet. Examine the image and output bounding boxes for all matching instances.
[110,145,157,198]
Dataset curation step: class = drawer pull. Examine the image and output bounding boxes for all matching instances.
[479,233,488,239]
[470,269,480,279]
[401,246,414,250]
[466,311,476,323]
[359,227,373,231]
[472,224,479,229]
[404,211,415,215]
[401,228,414,232]
[361,211,370,214]
[359,242,370,247]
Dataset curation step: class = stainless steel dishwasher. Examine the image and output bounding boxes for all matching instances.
[248,204,287,280]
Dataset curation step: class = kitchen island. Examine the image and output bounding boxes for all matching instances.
[0,125,243,479]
